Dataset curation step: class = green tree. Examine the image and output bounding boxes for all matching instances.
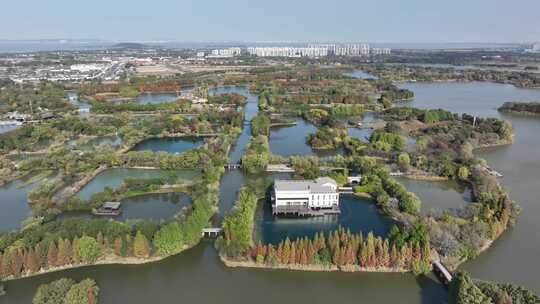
[77,236,102,264]
[133,231,151,258]
[33,278,75,304]
[63,279,99,304]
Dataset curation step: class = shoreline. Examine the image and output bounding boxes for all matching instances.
[220,256,409,273]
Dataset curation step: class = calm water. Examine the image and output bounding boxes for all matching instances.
[76,169,199,201]
[69,135,123,150]
[5,81,540,303]
[133,94,179,105]
[217,170,247,222]
[347,70,378,80]
[0,125,20,134]
[67,91,91,117]
[269,119,341,157]
[216,86,259,163]
[131,137,203,153]
[257,195,393,245]
[62,192,192,223]
[399,81,540,118]
[0,178,34,231]
[395,177,471,213]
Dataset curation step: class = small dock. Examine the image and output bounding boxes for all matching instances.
[93,202,122,216]
[202,228,222,238]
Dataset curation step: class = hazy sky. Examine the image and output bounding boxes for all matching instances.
[1,0,539,42]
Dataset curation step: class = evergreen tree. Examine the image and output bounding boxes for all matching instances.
[114,237,123,256]
[133,231,151,258]
[289,243,297,265]
[72,238,81,265]
[26,248,40,274]
[282,238,291,264]
[47,241,58,268]
[276,242,283,264]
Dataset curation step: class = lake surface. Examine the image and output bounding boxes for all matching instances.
[0,178,34,231]
[131,137,203,153]
[347,70,378,80]
[67,91,91,117]
[269,119,340,157]
[62,192,192,223]
[399,81,540,118]
[69,135,123,150]
[257,194,393,245]
[4,81,540,303]
[133,93,179,105]
[395,177,471,212]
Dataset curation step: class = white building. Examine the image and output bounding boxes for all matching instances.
[371,48,392,55]
[208,47,242,58]
[272,177,340,216]
[247,47,328,58]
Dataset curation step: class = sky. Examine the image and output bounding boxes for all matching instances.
[1,0,539,43]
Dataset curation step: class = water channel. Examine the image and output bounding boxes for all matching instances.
[3,81,540,303]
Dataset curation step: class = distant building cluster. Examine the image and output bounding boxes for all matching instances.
[247,44,391,58]
[310,44,370,56]
[208,47,241,58]
[371,48,392,55]
[247,47,329,58]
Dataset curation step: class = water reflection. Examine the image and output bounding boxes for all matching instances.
[258,194,393,244]
[131,137,203,153]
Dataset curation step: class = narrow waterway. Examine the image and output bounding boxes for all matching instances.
[0,177,36,231]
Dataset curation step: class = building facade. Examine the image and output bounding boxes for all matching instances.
[272,177,340,216]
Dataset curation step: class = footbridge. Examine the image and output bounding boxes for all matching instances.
[201,228,223,238]
[432,261,453,286]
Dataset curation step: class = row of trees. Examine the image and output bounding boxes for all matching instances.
[152,166,223,256]
[241,135,270,173]
[0,231,153,280]
[217,190,259,257]
[33,278,99,304]
[245,227,431,274]
[498,101,540,115]
[250,113,271,136]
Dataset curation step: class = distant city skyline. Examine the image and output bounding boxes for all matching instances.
[1,0,539,43]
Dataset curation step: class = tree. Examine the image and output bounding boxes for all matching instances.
[449,272,493,304]
[63,279,99,304]
[133,231,151,258]
[47,241,58,268]
[398,153,411,172]
[32,278,75,304]
[78,236,102,264]
[458,166,470,181]
[114,237,123,256]
[153,222,184,256]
